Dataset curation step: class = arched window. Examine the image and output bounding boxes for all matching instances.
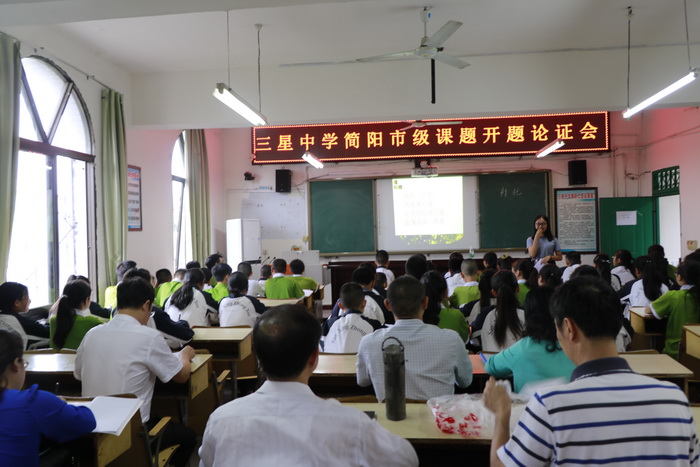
[7,56,95,306]
[172,132,192,269]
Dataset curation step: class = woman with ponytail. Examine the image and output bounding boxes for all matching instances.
[165,268,217,327]
[49,280,103,350]
[480,271,525,352]
[594,254,621,291]
[625,255,668,310]
[537,264,563,289]
[219,272,267,327]
[647,260,700,359]
[420,271,470,342]
[612,249,636,286]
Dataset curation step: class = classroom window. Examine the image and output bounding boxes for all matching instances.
[171,132,192,269]
[6,56,95,307]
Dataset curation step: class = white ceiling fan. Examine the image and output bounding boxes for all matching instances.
[398,119,463,131]
[356,7,469,70]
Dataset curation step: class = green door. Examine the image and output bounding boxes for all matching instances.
[599,197,657,258]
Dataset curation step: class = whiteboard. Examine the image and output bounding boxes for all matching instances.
[241,191,307,240]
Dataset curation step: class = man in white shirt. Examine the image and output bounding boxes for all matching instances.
[75,278,196,467]
[199,304,418,467]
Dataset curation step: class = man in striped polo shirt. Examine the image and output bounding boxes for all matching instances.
[484,276,699,466]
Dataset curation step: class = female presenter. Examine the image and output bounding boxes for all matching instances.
[526,215,562,270]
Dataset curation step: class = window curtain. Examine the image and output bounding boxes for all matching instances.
[100,89,128,298]
[184,129,211,263]
[0,33,21,283]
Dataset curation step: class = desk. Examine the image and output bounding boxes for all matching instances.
[629,306,667,351]
[622,353,693,392]
[258,297,302,308]
[154,354,212,425]
[191,327,252,399]
[683,325,700,360]
[679,325,700,396]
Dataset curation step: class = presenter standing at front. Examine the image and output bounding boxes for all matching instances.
[526,214,562,270]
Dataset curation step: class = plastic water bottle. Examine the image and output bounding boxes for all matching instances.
[469,246,475,258]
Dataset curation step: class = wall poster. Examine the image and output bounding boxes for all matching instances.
[555,188,598,252]
[127,165,143,231]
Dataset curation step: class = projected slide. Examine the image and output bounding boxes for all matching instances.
[392,177,463,236]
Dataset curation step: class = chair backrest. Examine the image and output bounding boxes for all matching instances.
[0,314,28,349]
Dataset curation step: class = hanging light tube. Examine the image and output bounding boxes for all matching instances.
[302,151,324,169]
[213,83,267,126]
[622,69,698,119]
[536,139,565,158]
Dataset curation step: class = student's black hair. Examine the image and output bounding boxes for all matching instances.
[260,264,272,280]
[570,265,600,280]
[538,264,563,288]
[678,260,700,316]
[614,249,634,272]
[478,269,496,310]
[491,271,523,347]
[351,266,375,286]
[686,250,700,264]
[237,262,253,278]
[387,276,425,319]
[201,267,212,284]
[420,271,447,326]
[253,304,321,379]
[173,269,186,281]
[212,263,233,282]
[593,254,613,284]
[405,254,429,280]
[648,244,665,256]
[0,329,24,400]
[448,257,463,274]
[448,251,464,262]
[551,276,622,339]
[185,261,201,270]
[339,282,364,310]
[227,272,249,298]
[289,259,305,275]
[513,259,536,290]
[116,277,155,310]
[496,255,513,272]
[523,286,558,352]
[532,214,554,242]
[122,267,152,282]
[483,252,498,270]
[0,282,28,312]
[155,268,172,285]
[52,280,92,349]
[375,272,387,288]
[116,260,137,281]
[66,275,90,284]
[358,261,376,272]
[461,259,478,277]
[271,258,287,274]
[205,253,223,270]
[649,251,674,288]
[565,251,581,265]
[375,250,390,266]
[633,255,664,302]
[169,268,205,310]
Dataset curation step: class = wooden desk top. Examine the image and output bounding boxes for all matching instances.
[313,353,487,376]
[192,327,252,342]
[341,402,490,445]
[685,325,700,338]
[630,306,650,318]
[25,352,211,374]
[621,354,693,378]
[257,298,302,307]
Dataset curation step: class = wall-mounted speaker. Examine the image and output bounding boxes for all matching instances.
[568,160,587,185]
[276,169,292,193]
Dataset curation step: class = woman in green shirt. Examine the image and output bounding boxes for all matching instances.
[420,271,470,343]
[50,280,103,350]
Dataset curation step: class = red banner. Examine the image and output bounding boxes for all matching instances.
[252,111,609,164]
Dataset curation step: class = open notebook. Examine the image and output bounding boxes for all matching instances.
[69,396,142,436]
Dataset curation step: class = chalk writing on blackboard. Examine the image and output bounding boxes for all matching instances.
[499,187,523,198]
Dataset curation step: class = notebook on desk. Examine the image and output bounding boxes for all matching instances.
[69,396,142,436]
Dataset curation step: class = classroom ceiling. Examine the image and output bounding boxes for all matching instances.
[1,0,699,75]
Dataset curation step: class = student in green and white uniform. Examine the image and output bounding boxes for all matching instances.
[512,259,535,306]
[422,271,470,343]
[50,280,105,350]
[102,260,137,309]
[208,263,233,303]
[265,259,304,300]
[154,269,185,308]
[289,259,318,291]
[448,259,480,308]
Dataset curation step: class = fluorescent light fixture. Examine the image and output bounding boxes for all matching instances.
[302,151,324,169]
[213,83,267,126]
[536,139,565,158]
[622,69,698,119]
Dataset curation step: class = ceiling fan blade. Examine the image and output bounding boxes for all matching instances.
[433,52,470,69]
[425,121,463,126]
[398,124,415,131]
[356,50,418,62]
[424,20,462,48]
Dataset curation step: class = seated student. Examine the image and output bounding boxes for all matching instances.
[164,268,218,327]
[357,276,472,401]
[483,251,498,271]
[374,272,388,298]
[485,286,575,393]
[0,330,96,466]
[324,283,381,353]
[65,275,111,319]
[374,249,396,286]
[623,255,669,312]
[324,267,391,334]
[154,268,185,308]
[647,259,700,359]
[484,276,698,466]
[204,254,223,287]
[561,251,581,282]
[593,253,622,291]
[237,262,264,297]
[445,255,466,296]
[538,264,563,288]
[0,282,49,347]
[649,244,679,288]
[49,280,104,350]
[496,254,513,272]
[449,259,480,308]
[404,254,429,281]
[421,271,470,343]
[462,269,496,326]
[200,267,214,290]
[103,260,136,309]
[512,259,535,305]
[75,278,196,467]
[472,271,525,353]
[209,263,233,303]
[289,259,319,291]
[123,268,194,349]
[219,272,267,328]
[612,248,636,286]
[199,305,418,466]
[185,260,201,270]
[258,264,272,292]
[154,268,172,293]
[264,259,304,300]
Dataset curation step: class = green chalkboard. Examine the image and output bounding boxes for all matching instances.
[309,179,376,254]
[478,172,550,249]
